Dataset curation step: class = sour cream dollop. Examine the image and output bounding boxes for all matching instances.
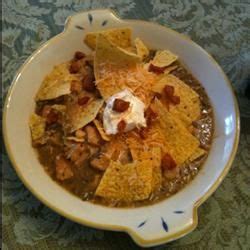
[103,89,146,135]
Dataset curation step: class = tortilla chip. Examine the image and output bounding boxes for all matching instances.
[164,65,178,74]
[134,38,149,59]
[151,50,178,68]
[93,119,110,141]
[188,147,207,162]
[151,147,162,191]
[151,99,199,165]
[84,28,132,50]
[125,132,143,160]
[29,114,46,141]
[36,62,79,101]
[95,160,153,202]
[152,74,201,126]
[65,97,104,133]
[94,34,140,77]
[94,34,157,105]
[126,134,162,191]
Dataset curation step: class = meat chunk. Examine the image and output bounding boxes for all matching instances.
[55,156,73,180]
[85,125,102,146]
[75,129,86,139]
[69,144,90,167]
[41,105,59,125]
[88,145,99,157]
[90,154,110,171]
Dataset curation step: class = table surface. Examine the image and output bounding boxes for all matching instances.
[2,1,250,249]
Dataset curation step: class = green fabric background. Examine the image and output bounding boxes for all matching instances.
[2,0,250,249]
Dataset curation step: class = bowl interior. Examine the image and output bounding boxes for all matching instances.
[3,10,239,246]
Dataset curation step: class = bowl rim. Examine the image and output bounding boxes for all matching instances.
[2,8,240,246]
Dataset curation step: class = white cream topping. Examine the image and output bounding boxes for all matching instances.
[103,89,146,135]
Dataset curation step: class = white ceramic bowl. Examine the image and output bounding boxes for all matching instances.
[3,9,240,247]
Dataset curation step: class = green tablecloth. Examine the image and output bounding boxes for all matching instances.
[2,1,250,249]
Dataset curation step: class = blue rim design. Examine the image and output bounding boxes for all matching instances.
[102,20,108,26]
[161,217,169,232]
[75,25,84,30]
[137,220,147,228]
[88,13,93,24]
[174,210,184,214]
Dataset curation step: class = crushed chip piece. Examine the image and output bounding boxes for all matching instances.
[134,38,149,59]
[151,99,199,165]
[188,147,207,162]
[84,28,132,50]
[164,65,178,74]
[95,160,153,202]
[65,98,104,133]
[36,63,79,101]
[93,119,110,141]
[29,114,46,141]
[153,74,201,126]
[152,50,178,68]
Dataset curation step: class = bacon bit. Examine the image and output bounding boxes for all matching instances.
[70,80,82,93]
[154,92,162,99]
[145,107,158,126]
[82,74,95,92]
[46,110,59,124]
[78,96,90,106]
[113,98,130,112]
[74,51,85,60]
[139,127,148,139]
[55,156,74,180]
[163,85,180,106]
[148,63,166,74]
[117,120,127,133]
[164,85,174,97]
[170,95,180,105]
[161,153,177,171]
[69,60,81,73]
